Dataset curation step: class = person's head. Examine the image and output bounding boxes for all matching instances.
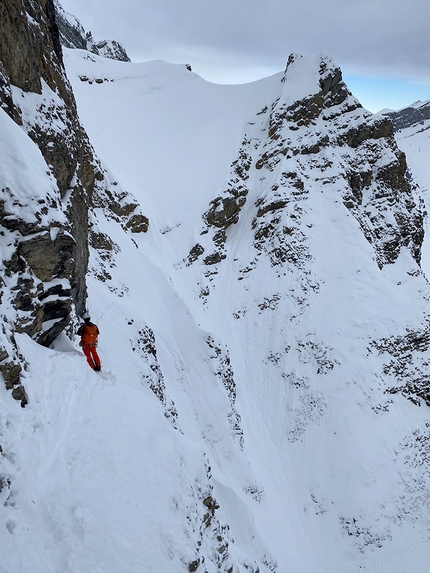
[83,312,91,323]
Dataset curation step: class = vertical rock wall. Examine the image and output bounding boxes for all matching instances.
[0,0,99,398]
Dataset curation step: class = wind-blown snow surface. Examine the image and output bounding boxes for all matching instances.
[2,50,430,572]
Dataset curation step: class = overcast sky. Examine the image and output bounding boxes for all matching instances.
[60,0,429,112]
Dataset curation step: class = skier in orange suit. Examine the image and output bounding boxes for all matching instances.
[78,313,102,371]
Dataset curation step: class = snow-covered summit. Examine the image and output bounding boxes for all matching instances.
[279,52,350,107]
[191,51,421,280]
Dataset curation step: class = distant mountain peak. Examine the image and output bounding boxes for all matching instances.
[382,99,430,132]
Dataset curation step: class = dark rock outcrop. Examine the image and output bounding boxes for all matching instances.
[53,0,87,49]
[371,326,430,406]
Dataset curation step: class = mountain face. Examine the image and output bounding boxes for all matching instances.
[2,3,430,573]
[53,0,131,62]
[0,0,145,400]
[383,100,430,132]
[383,100,430,278]
[0,0,94,399]
[195,53,423,272]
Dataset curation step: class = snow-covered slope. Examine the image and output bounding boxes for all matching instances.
[2,46,430,573]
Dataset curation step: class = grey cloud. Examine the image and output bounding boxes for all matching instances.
[60,0,429,82]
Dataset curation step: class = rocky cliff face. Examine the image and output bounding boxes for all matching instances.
[0,0,144,403]
[54,0,131,62]
[191,54,423,276]
[0,0,97,399]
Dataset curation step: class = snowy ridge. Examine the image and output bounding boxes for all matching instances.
[1,39,430,573]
